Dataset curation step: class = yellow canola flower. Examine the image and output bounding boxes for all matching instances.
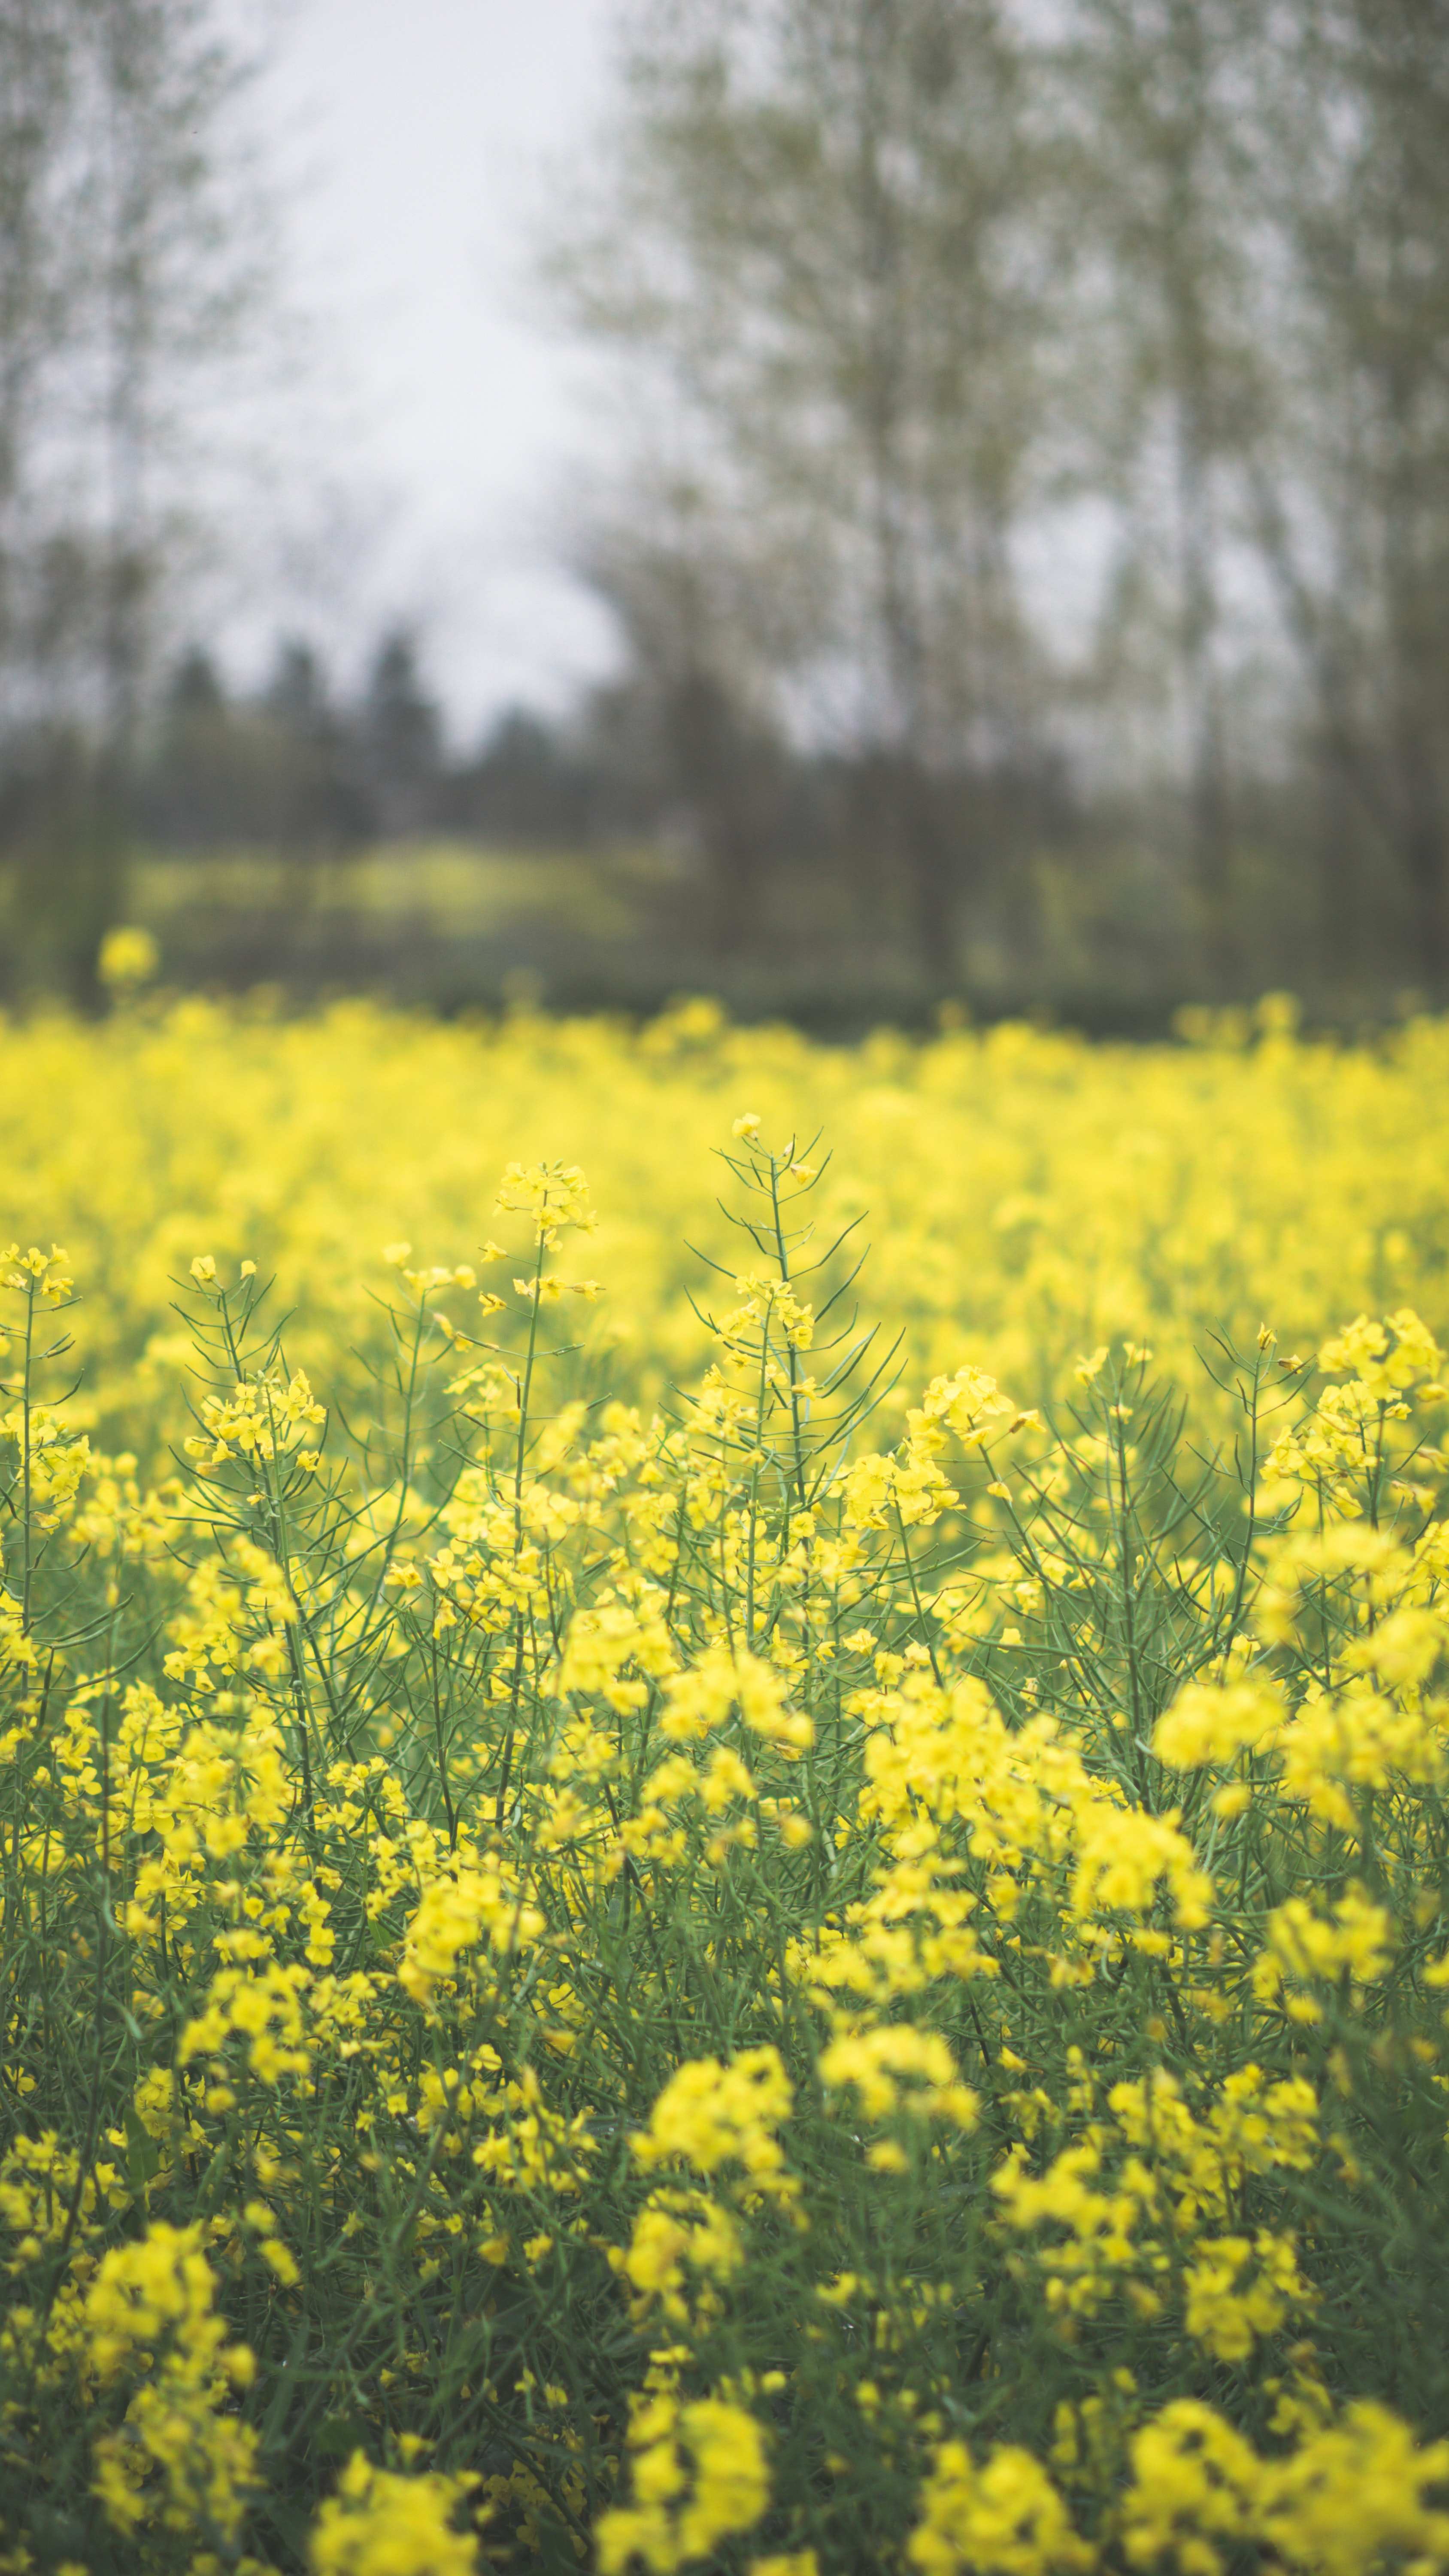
[494,1157,597,1248]
[1270,1680,1447,1829]
[909,2439,1092,2575]
[558,1595,679,1712]
[633,2046,795,2194]
[1070,1801,1213,1932]
[1254,1890,1395,2014]
[817,2022,979,2129]
[1341,1603,1448,1688]
[1153,1679,1286,1770]
[97,923,159,988]
[613,2187,744,2323]
[1257,2402,1449,2576]
[1120,2400,1261,2574]
[309,2451,482,2576]
[1121,2397,1449,2576]
[660,1644,812,1750]
[596,2395,770,2576]
[6,1008,1449,2576]
[85,2221,243,2381]
[85,2222,259,2543]
[397,1862,546,2007]
[858,1670,1211,1929]
[4,997,1448,1470]
[1180,2229,1315,2361]
[1318,1308,1443,1400]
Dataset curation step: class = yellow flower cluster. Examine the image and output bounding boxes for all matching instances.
[309,2452,482,2576]
[596,2395,770,2575]
[85,2223,261,2545]
[1,993,1446,1462]
[0,999,1448,2574]
[1122,2399,1449,2576]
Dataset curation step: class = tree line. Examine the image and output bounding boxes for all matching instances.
[543,0,1449,1003]
[2,0,1448,1016]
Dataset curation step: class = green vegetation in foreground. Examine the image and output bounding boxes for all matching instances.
[2,1109,1449,2572]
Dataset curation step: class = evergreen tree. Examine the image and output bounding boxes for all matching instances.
[356,627,443,839]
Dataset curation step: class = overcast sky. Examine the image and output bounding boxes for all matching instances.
[245,0,622,738]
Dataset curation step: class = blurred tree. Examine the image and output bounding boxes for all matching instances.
[574,516,791,947]
[0,0,271,1000]
[138,643,331,853]
[552,0,1056,973]
[140,644,246,845]
[447,707,600,844]
[140,631,455,863]
[1240,0,1449,982]
[170,641,224,720]
[260,636,370,854]
[0,1,94,750]
[1059,0,1267,970]
[263,635,330,739]
[356,627,443,840]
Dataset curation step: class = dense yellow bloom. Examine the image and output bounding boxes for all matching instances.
[817,2022,978,2129]
[97,924,160,988]
[494,1157,597,1248]
[1121,2400,1262,2575]
[1121,2397,1449,2576]
[1318,1308,1443,1401]
[1256,1890,1395,2009]
[86,2223,259,2543]
[659,1645,812,1750]
[634,2047,795,2194]
[1257,2403,1449,2576]
[1152,1680,1285,1770]
[1179,2229,1313,2361]
[615,2188,744,2323]
[397,1860,546,2006]
[4,999,1449,1454]
[85,2222,244,2382]
[4,1002,1449,2576]
[596,2397,770,2575]
[909,2441,1092,2575]
[309,2452,482,2576]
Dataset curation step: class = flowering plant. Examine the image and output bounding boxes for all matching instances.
[0,1011,1448,2573]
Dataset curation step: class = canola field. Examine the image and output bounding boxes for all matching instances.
[3,991,1449,2576]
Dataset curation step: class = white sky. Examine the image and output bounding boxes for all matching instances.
[243,0,623,741]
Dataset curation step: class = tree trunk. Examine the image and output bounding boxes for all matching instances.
[873,752,954,979]
[1397,741,1449,987]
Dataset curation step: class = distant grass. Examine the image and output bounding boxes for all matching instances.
[116,837,758,1022]
[4,829,1420,1036]
[115,838,976,1033]
[131,839,684,941]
